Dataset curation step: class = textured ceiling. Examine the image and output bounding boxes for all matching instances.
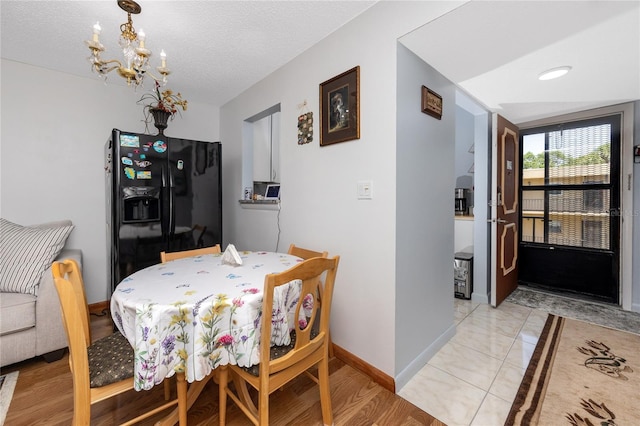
[2,1,639,124]
[1,1,376,106]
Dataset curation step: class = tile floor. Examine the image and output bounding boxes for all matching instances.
[398,298,549,426]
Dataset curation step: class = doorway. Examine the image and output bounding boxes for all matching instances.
[518,115,621,304]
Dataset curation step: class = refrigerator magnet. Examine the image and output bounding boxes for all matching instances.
[153,140,167,153]
[120,134,140,147]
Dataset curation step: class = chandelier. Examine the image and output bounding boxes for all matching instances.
[85,0,170,87]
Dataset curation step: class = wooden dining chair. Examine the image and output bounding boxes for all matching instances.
[287,243,328,260]
[219,255,340,426]
[160,244,221,262]
[288,243,335,356]
[52,259,178,426]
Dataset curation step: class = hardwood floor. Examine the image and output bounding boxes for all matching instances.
[3,314,445,425]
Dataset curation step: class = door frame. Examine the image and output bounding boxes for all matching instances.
[510,103,635,310]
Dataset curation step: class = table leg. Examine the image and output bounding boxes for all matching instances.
[177,373,187,426]
[154,372,215,426]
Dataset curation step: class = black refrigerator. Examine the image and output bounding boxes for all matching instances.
[105,129,222,295]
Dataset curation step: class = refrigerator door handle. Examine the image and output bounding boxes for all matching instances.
[161,165,170,237]
[168,168,175,236]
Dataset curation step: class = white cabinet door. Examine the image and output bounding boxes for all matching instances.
[252,112,280,182]
[252,115,272,182]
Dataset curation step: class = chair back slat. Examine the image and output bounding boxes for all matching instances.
[287,244,328,260]
[160,244,221,263]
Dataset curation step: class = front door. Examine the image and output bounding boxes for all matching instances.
[491,114,520,307]
[518,115,621,303]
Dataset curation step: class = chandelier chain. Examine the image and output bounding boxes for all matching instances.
[120,13,137,43]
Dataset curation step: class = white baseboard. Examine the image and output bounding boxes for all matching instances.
[472,292,489,304]
[394,323,456,392]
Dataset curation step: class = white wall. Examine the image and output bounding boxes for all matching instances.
[472,111,491,303]
[631,100,640,312]
[0,59,219,303]
[220,1,464,379]
[395,44,456,388]
[455,219,474,252]
[455,106,475,188]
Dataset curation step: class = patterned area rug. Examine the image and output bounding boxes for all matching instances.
[506,315,640,425]
[0,371,18,426]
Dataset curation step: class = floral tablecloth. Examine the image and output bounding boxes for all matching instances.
[110,251,302,391]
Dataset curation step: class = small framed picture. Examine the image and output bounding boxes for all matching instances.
[319,66,360,146]
[421,85,442,120]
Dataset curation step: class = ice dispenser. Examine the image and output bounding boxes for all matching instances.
[122,187,160,223]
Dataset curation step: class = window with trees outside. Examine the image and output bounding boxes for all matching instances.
[521,118,615,249]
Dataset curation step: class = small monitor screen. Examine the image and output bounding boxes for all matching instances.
[265,184,280,199]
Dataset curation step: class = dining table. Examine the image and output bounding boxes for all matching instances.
[110,250,304,425]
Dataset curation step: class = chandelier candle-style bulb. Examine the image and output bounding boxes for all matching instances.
[92,22,101,41]
[138,29,145,48]
[135,29,150,59]
[86,21,104,54]
[156,50,170,83]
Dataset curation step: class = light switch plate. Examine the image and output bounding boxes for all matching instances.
[357,180,372,199]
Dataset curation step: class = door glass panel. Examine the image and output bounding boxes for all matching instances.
[547,125,611,185]
[547,189,610,249]
[522,189,544,211]
[521,122,612,249]
[521,217,545,243]
[583,220,605,249]
[521,188,544,243]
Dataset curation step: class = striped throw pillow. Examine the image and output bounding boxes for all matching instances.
[0,219,74,295]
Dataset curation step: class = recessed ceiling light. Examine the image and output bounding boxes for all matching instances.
[538,66,572,81]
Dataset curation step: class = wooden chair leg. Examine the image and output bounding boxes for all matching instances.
[318,357,333,426]
[233,372,258,418]
[258,381,270,426]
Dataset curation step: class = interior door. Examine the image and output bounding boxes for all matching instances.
[491,114,520,307]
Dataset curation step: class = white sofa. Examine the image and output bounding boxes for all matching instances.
[0,219,78,367]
